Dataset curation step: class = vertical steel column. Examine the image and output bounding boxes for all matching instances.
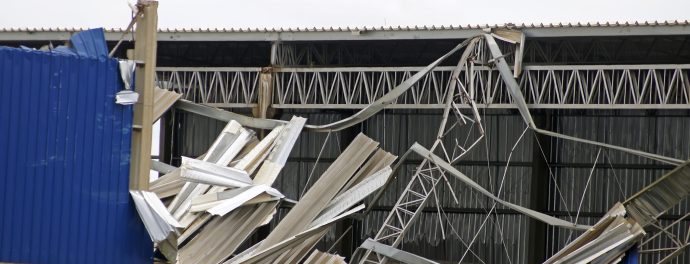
[129,0,158,189]
[528,110,551,263]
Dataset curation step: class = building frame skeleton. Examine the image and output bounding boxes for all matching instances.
[5,23,688,263]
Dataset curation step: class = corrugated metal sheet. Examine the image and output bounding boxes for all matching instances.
[69,28,108,58]
[2,20,690,33]
[170,108,690,263]
[0,46,151,263]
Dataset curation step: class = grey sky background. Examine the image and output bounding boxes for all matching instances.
[1,0,689,29]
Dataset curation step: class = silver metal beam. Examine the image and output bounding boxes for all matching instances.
[2,25,690,41]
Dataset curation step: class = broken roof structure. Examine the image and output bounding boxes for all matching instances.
[3,1,690,263]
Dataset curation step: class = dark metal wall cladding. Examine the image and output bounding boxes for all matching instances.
[170,109,690,263]
[0,48,151,263]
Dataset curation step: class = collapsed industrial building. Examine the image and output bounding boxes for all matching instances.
[2,1,690,264]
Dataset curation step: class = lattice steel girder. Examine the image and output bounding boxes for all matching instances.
[156,64,690,109]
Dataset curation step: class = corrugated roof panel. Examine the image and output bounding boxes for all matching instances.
[1,19,689,34]
[0,47,151,264]
[69,28,109,58]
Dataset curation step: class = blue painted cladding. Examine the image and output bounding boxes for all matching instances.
[69,28,109,58]
[0,47,151,264]
[621,246,639,264]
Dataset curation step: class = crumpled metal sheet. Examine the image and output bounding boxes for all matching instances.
[256,133,380,252]
[178,201,279,264]
[624,161,690,227]
[153,87,182,121]
[303,249,347,264]
[179,156,253,188]
[544,204,644,264]
[228,204,365,264]
[174,37,481,133]
[69,28,109,58]
[130,190,183,242]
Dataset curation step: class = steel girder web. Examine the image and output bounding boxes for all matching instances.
[484,32,690,263]
[483,33,684,165]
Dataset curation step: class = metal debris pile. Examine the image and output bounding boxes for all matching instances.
[132,113,397,263]
[129,32,690,264]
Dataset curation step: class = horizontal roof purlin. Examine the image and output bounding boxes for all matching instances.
[1,20,690,41]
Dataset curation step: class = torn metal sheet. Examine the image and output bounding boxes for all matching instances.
[359,238,439,264]
[311,166,392,227]
[624,161,690,227]
[175,99,287,130]
[201,121,254,166]
[230,204,365,264]
[179,157,253,188]
[115,60,138,105]
[339,149,397,195]
[115,90,139,105]
[150,159,176,174]
[255,134,379,252]
[173,118,306,263]
[206,185,283,216]
[149,168,185,199]
[545,216,643,264]
[253,116,307,185]
[270,230,328,264]
[178,201,279,264]
[118,60,136,91]
[234,124,284,174]
[410,142,590,230]
[545,203,627,263]
[130,190,183,242]
[189,190,279,213]
[153,87,182,122]
[302,37,478,132]
[168,120,253,218]
[303,249,346,264]
[175,38,480,133]
[176,123,292,246]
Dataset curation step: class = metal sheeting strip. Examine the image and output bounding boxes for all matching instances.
[256,134,379,251]
[175,37,479,133]
[153,88,182,122]
[150,159,176,174]
[535,128,684,165]
[624,161,690,227]
[484,33,684,165]
[130,190,182,242]
[232,204,365,264]
[178,201,279,264]
[410,143,590,230]
[360,238,439,264]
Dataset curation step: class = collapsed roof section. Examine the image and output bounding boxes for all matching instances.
[127,29,690,264]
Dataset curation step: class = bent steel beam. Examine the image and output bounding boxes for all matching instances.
[485,33,684,165]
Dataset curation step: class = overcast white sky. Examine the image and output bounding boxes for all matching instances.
[1,0,689,29]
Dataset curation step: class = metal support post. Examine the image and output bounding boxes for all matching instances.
[129,0,158,189]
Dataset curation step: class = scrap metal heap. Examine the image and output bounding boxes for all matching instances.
[129,30,690,264]
[133,111,397,263]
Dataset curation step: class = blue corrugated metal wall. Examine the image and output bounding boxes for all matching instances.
[0,47,151,263]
